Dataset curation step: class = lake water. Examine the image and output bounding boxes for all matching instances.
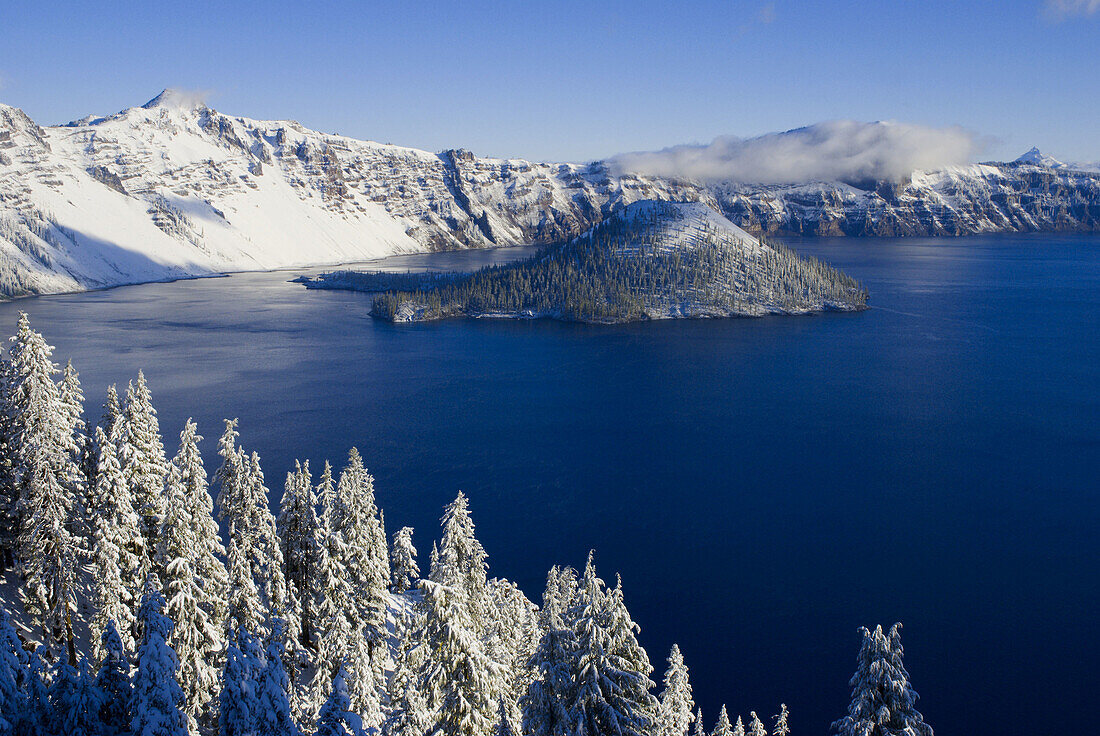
[1,235,1096,735]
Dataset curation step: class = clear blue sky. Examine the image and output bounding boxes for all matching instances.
[3,0,1098,163]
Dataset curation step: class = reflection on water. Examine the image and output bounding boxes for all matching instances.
[0,235,1096,736]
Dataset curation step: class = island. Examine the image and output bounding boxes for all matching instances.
[298,200,869,323]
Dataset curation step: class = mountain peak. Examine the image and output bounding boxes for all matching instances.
[141,88,210,111]
[1014,147,1065,168]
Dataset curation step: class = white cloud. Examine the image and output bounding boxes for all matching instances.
[1044,0,1100,19]
[608,120,982,184]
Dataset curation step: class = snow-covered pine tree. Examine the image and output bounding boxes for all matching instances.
[832,624,933,736]
[20,647,52,735]
[58,360,86,475]
[307,509,357,724]
[51,657,105,736]
[486,578,539,724]
[328,449,388,725]
[315,664,364,736]
[431,491,489,628]
[216,420,296,646]
[519,567,577,736]
[132,580,188,736]
[747,712,766,736]
[495,697,517,736]
[568,553,657,736]
[217,628,259,736]
[169,420,228,666]
[7,313,85,662]
[712,706,732,736]
[160,450,223,736]
[732,715,745,736]
[0,355,17,570]
[278,460,319,648]
[0,608,28,736]
[95,621,133,736]
[382,600,431,736]
[89,424,142,661]
[692,709,706,736]
[57,360,89,541]
[121,372,168,581]
[416,574,500,736]
[101,384,123,438]
[771,704,789,736]
[390,526,419,594]
[255,618,301,736]
[656,644,695,736]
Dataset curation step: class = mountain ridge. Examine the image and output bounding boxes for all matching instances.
[1,91,1098,298]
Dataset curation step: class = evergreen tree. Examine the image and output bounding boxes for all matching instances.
[315,665,363,736]
[22,647,52,735]
[486,578,539,723]
[51,657,106,736]
[692,709,706,736]
[329,448,388,723]
[307,507,357,724]
[568,553,657,736]
[712,706,732,736]
[832,624,933,736]
[732,715,745,736]
[132,581,188,736]
[89,424,143,661]
[169,420,228,629]
[95,621,133,736]
[160,476,221,734]
[390,526,419,594]
[771,705,789,736]
[495,697,517,736]
[216,421,264,634]
[121,372,168,581]
[383,600,431,736]
[834,624,933,736]
[431,491,488,625]
[278,460,319,648]
[217,421,299,654]
[217,629,258,736]
[0,355,18,570]
[416,575,500,736]
[0,608,28,736]
[255,619,301,736]
[7,313,84,662]
[520,573,576,736]
[657,644,695,736]
[748,712,766,736]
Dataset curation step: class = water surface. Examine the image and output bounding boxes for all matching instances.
[2,235,1096,735]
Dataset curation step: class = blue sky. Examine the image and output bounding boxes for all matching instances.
[2,0,1098,163]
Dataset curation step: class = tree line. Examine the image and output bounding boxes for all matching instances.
[0,313,931,736]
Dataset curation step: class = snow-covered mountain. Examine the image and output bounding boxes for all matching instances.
[1014,147,1066,169]
[2,90,1098,298]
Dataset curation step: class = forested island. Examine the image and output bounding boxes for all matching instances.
[298,201,868,324]
[0,315,933,736]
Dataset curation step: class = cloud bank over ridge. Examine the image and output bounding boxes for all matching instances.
[609,120,981,185]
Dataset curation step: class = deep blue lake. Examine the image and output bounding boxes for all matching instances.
[2,234,1096,735]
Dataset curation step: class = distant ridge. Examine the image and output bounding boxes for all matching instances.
[1,91,1098,299]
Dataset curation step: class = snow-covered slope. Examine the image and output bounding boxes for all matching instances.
[0,90,706,298]
[2,90,1098,298]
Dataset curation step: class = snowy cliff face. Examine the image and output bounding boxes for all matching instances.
[1,90,1097,297]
